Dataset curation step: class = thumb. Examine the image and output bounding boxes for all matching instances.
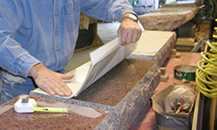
[59,73,74,80]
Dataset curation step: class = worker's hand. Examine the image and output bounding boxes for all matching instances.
[29,64,73,97]
[118,14,142,45]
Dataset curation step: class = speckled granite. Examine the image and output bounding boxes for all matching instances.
[31,59,160,129]
[29,30,175,129]
[139,2,199,31]
[0,95,108,129]
[128,30,176,66]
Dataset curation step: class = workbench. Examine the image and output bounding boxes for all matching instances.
[133,52,201,129]
[0,1,205,129]
[0,95,108,129]
[0,30,176,129]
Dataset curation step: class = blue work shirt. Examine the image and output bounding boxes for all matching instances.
[0,0,134,77]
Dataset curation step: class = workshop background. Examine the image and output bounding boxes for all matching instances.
[70,0,217,129]
[0,0,217,129]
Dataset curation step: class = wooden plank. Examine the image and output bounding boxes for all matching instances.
[176,38,195,45]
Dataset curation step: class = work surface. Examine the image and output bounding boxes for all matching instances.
[76,59,156,106]
[0,95,108,129]
[0,59,159,130]
[31,59,160,129]
[30,29,175,129]
[1,28,176,129]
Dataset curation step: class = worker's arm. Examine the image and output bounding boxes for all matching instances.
[80,0,134,22]
[80,0,142,44]
[0,0,40,77]
[0,0,72,97]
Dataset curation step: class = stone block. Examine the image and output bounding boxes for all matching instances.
[29,30,176,129]
[139,2,199,31]
[31,59,160,129]
[128,30,176,66]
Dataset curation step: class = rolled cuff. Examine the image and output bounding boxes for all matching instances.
[16,53,41,77]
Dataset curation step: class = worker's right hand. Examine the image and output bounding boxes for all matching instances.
[118,13,142,45]
[28,64,73,97]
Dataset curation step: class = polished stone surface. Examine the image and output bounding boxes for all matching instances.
[0,95,108,129]
[31,59,160,129]
[30,29,176,129]
[76,59,155,105]
[1,11,176,130]
[139,2,199,31]
[128,30,176,66]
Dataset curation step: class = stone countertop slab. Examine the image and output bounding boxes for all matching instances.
[128,30,176,67]
[31,59,160,129]
[139,2,199,31]
[75,59,157,106]
[0,95,108,130]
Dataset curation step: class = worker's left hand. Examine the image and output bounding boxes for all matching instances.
[118,16,142,45]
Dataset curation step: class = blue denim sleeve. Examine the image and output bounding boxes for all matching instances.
[0,0,40,77]
[80,0,135,22]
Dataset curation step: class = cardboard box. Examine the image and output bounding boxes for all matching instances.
[152,84,195,130]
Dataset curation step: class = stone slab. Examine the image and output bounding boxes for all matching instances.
[31,59,160,129]
[128,30,176,66]
[139,2,199,31]
[29,30,175,129]
[0,95,108,129]
[66,30,176,73]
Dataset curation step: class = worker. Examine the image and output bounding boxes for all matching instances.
[0,0,142,104]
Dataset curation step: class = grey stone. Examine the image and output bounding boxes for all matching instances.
[139,2,199,31]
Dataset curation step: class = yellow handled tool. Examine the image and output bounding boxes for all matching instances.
[14,98,68,113]
[32,107,68,113]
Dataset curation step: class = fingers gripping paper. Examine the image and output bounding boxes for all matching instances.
[32,38,137,98]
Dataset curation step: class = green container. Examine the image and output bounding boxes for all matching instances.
[174,65,197,81]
